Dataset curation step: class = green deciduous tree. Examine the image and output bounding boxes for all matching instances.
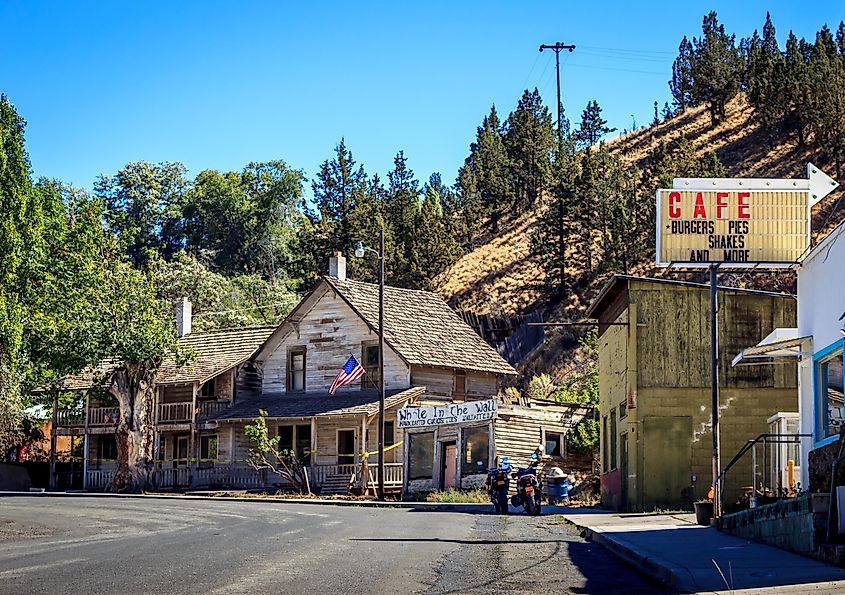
[96,161,189,267]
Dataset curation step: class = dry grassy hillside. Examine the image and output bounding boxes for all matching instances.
[435,94,845,379]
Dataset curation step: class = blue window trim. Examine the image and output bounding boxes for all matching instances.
[813,337,845,448]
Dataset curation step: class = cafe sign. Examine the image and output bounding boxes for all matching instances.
[397,399,498,429]
[656,164,838,268]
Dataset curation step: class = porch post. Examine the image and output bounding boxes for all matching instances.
[361,414,368,495]
[152,386,161,489]
[189,382,198,488]
[82,392,90,490]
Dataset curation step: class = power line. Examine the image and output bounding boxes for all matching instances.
[579,45,674,56]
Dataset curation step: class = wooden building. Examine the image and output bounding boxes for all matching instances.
[587,275,798,511]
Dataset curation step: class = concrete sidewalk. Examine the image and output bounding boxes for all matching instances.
[562,509,845,594]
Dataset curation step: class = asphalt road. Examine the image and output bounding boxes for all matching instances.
[0,497,667,594]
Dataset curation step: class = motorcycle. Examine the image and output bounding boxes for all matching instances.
[510,452,543,516]
[484,457,512,515]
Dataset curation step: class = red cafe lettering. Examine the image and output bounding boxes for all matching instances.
[667,191,751,220]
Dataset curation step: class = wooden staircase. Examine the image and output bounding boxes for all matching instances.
[319,473,355,496]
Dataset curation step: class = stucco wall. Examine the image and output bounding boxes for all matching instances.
[798,222,845,489]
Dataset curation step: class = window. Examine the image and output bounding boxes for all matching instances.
[287,348,306,392]
[201,378,216,398]
[545,431,564,457]
[818,347,844,440]
[278,425,311,464]
[610,410,617,470]
[362,343,380,389]
[461,426,489,475]
[619,400,627,419]
[408,431,435,480]
[602,416,609,472]
[96,435,117,469]
[384,421,395,447]
[199,434,218,468]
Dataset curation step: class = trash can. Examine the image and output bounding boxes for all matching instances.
[547,477,564,503]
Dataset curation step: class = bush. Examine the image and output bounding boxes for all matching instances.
[527,373,556,401]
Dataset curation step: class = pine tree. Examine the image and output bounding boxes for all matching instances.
[575,100,617,148]
[412,180,461,290]
[661,102,673,120]
[690,12,743,126]
[746,13,786,143]
[384,151,421,288]
[783,32,811,146]
[669,36,695,112]
[310,139,368,271]
[459,106,512,234]
[504,89,555,209]
[807,26,845,176]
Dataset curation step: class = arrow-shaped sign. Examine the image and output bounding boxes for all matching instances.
[672,162,839,207]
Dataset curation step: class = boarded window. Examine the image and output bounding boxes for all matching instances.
[287,348,306,392]
[408,432,435,480]
[201,378,216,398]
[362,343,381,389]
[461,426,489,475]
[454,370,467,400]
[199,434,218,468]
[545,431,564,457]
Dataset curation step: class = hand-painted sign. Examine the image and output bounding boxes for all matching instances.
[656,164,838,268]
[397,399,497,429]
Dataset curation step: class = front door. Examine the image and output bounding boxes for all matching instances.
[174,436,189,468]
[442,442,457,489]
[338,430,355,465]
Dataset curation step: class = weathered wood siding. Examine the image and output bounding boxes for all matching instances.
[160,383,193,403]
[630,282,797,389]
[260,287,410,394]
[410,366,499,400]
[494,406,581,470]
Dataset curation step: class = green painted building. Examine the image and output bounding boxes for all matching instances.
[587,276,798,511]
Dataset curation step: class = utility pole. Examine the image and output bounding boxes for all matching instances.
[539,42,575,152]
[539,42,575,299]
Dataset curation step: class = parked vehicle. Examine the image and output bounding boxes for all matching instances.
[485,457,512,514]
[510,453,543,515]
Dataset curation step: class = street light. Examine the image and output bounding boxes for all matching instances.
[353,227,385,500]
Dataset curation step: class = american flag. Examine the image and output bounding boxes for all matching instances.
[329,355,366,395]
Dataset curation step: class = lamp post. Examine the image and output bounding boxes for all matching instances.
[354,227,385,500]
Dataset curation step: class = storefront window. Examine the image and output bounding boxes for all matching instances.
[818,348,844,440]
[461,426,489,475]
[408,432,434,480]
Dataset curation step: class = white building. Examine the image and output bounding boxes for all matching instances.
[733,220,845,490]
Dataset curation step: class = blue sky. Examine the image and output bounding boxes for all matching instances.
[3,1,843,195]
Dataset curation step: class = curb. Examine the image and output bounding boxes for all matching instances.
[566,519,696,593]
[0,490,495,512]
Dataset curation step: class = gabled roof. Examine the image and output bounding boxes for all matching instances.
[59,326,276,390]
[324,277,515,375]
[214,387,425,420]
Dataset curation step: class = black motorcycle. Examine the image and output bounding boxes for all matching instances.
[485,458,512,514]
[510,453,542,516]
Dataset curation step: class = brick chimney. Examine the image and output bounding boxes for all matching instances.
[328,251,347,281]
[175,297,192,338]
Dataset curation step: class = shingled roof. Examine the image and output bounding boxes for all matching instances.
[213,387,425,420]
[323,277,515,375]
[59,325,276,390]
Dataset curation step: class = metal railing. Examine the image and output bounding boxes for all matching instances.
[717,432,811,514]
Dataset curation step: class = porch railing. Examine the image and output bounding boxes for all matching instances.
[86,469,115,490]
[55,407,118,427]
[367,463,404,487]
[310,464,358,488]
[199,401,230,418]
[158,402,192,422]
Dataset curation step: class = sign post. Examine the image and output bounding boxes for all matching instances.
[655,163,838,517]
